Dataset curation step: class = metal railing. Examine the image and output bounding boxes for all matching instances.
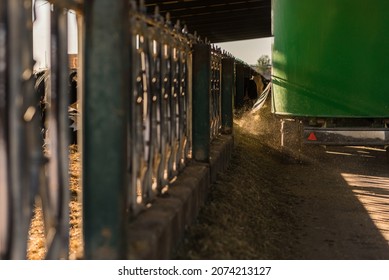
[0,0,70,259]
[210,46,222,140]
[128,5,193,215]
[0,0,248,260]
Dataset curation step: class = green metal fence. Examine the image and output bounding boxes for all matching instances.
[0,0,256,260]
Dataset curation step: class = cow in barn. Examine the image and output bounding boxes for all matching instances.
[247,78,258,100]
[33,70,49,142]
[252,74,266,97]
[68,69,78,145]
[33,69,79,146]
[244,73,265,108]
[252,74,272,112]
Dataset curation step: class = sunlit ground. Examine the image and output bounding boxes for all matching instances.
[27,145,83,260]
[338,146,389,243]
[342,172,389,241]
[26,123,389,259]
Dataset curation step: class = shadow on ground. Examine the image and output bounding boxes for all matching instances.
[174,103,389,260]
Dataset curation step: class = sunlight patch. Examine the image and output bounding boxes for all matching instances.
[325,151,353,156]
[341,173,389,241]
[341,173,389,189]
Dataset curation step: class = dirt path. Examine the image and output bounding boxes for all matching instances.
[279,144,389,259]
[174,104,389,259]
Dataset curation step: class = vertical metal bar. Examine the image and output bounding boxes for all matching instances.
[192,43,211,162]
[43,6,69,260]
[128,10,141,215]
[221,57,235,134]
[186,52,193,158]
[76,12,84,150]
[172,46,179,174]
[7,0,26,259]
[177,39,189,170]
[128,7,149,215]
[0,0,10,260]
[169,39,179,177]
[146,22,162,199]
[209,47,222,140]
[83,0,129,259]
[7,0,35,260]
[215,52,222,135]
[74,9,85,258]
[209,52,218,140]
[235,63,245,109]
[137,15,152,207]
[157,22,172,190]
[243,66,251,103]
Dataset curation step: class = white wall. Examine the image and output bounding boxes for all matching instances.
[33,0,78,70]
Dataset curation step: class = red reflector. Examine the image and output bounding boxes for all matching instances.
[307,132,317,141]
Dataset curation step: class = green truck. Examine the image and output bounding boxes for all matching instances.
[272,0,389,154]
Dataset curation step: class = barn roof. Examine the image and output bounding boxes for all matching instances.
[145,0,272,43]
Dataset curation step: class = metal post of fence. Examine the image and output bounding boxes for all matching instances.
[6,0,35,260]
[83,0,129,259]
[192,44,211,162]
[235,63,245,109]
[221,58,235,134]
[244,66,251,94]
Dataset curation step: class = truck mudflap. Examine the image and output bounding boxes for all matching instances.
[303,127,389,146]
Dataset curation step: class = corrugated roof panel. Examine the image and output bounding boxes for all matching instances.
[145,0,271,42]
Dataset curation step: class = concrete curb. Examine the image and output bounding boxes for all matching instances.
[127,134,234,259]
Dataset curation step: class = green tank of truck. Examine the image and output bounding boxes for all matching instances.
[271,0,389,151]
